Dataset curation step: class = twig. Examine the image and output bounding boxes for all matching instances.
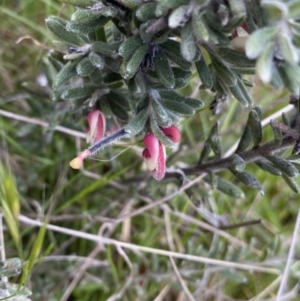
[0,214,7,282]
[18,215,280,274]
[115,175,205,222]
[179,136,295,176]
[276,208,300,301]
[163,206,196,301]
[223,104,295,158]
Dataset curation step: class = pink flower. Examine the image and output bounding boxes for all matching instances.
[86,110,106,144]
[143,133,166,180]
[161,125,181,143]
[142,125,180,180]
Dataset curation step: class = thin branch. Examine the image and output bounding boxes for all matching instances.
[18,215,280,274]
[276,208,300,301]
[178,136,295,176]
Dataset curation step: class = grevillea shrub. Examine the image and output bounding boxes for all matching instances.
[43,0,300,192]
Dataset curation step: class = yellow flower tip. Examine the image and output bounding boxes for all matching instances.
[69,157,83,169]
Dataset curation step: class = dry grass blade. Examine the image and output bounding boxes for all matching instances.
[18,215,280,274]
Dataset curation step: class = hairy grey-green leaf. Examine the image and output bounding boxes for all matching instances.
[265,155,299,177]
[216,46,255,68]
[0,258,22,278]
[109,101,129,121]
[168,5,190,28]
[71,10,103,24]
[161,99,195,116]
[246,26,278,59]
[229,82,249,106]
[136,2,158,21]
[270,120,283,145]
[261,0,288,22]
[150,91,170,126]
[256,41,275,83]
[248,110,262,146]
[255,159,282,176]
[282,174,300,193]
[181,21,197,61]
[76,57,95,77]
[160,39,192,70]
[61,85,95,101]
[230,169,264,195]
[184,97,204,110]
[125,107,149,135]
[154,49,175,89]
[214,176,245,198]
[98,96,112,117]
[277,63,300,94]
[231,154,245,171]
[66,17,109,34]
[198,141,211,164]
[107,90,129,109]
[211,58,237,87]
[46,16,84,45]
[208,122,221,159]
[125,43,149,78]
[236,126,252,153]
[278,31,299,64]
[88,52,104,69]
[150,116,175,148]
[118,35,143,60]
[195,53,213,89]
[53,59,79,88]
[91,41,117,55]
[192,9,209,41]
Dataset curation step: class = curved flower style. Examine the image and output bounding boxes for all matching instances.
[86,110,106,144]
[142,125,181,180]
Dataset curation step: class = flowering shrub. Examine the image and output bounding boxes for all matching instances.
[44,0,300,191]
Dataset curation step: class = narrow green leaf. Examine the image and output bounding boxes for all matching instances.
[230,169,264,195]
[168,5,189,28]
[161,99,195,116]
[255,159,282,176]
[136,2,157,21]
[278,31,299,64]
[160,39,192,70]
[71,10,103,24]
[53,59,79,88]
[198,141,211,164]
[256,41,275,83]
[231,154,245,171]
[208,122,221,159]
[125,43,149,79]
[195,52,213,89]
[89,52,105,69]
[150,117,175,148]
[248,110,262,146]
[265,155,299,177]
[125,107,149,135]
[216,46,255,68]
[181,21,197,61]
[46,16,84,45]
[214,176,245,198]
[118,35,143,60]
[192,9,209,41]
[154,49,175,89]
[246,26,279,59]
[61,85,95,100]
[282,174,300,193]
[76,57,96,77]
[91,41,117,55]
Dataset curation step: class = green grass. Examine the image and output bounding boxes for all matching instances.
[1,1,300,301]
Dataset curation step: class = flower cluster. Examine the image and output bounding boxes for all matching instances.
[70,110,181,180]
